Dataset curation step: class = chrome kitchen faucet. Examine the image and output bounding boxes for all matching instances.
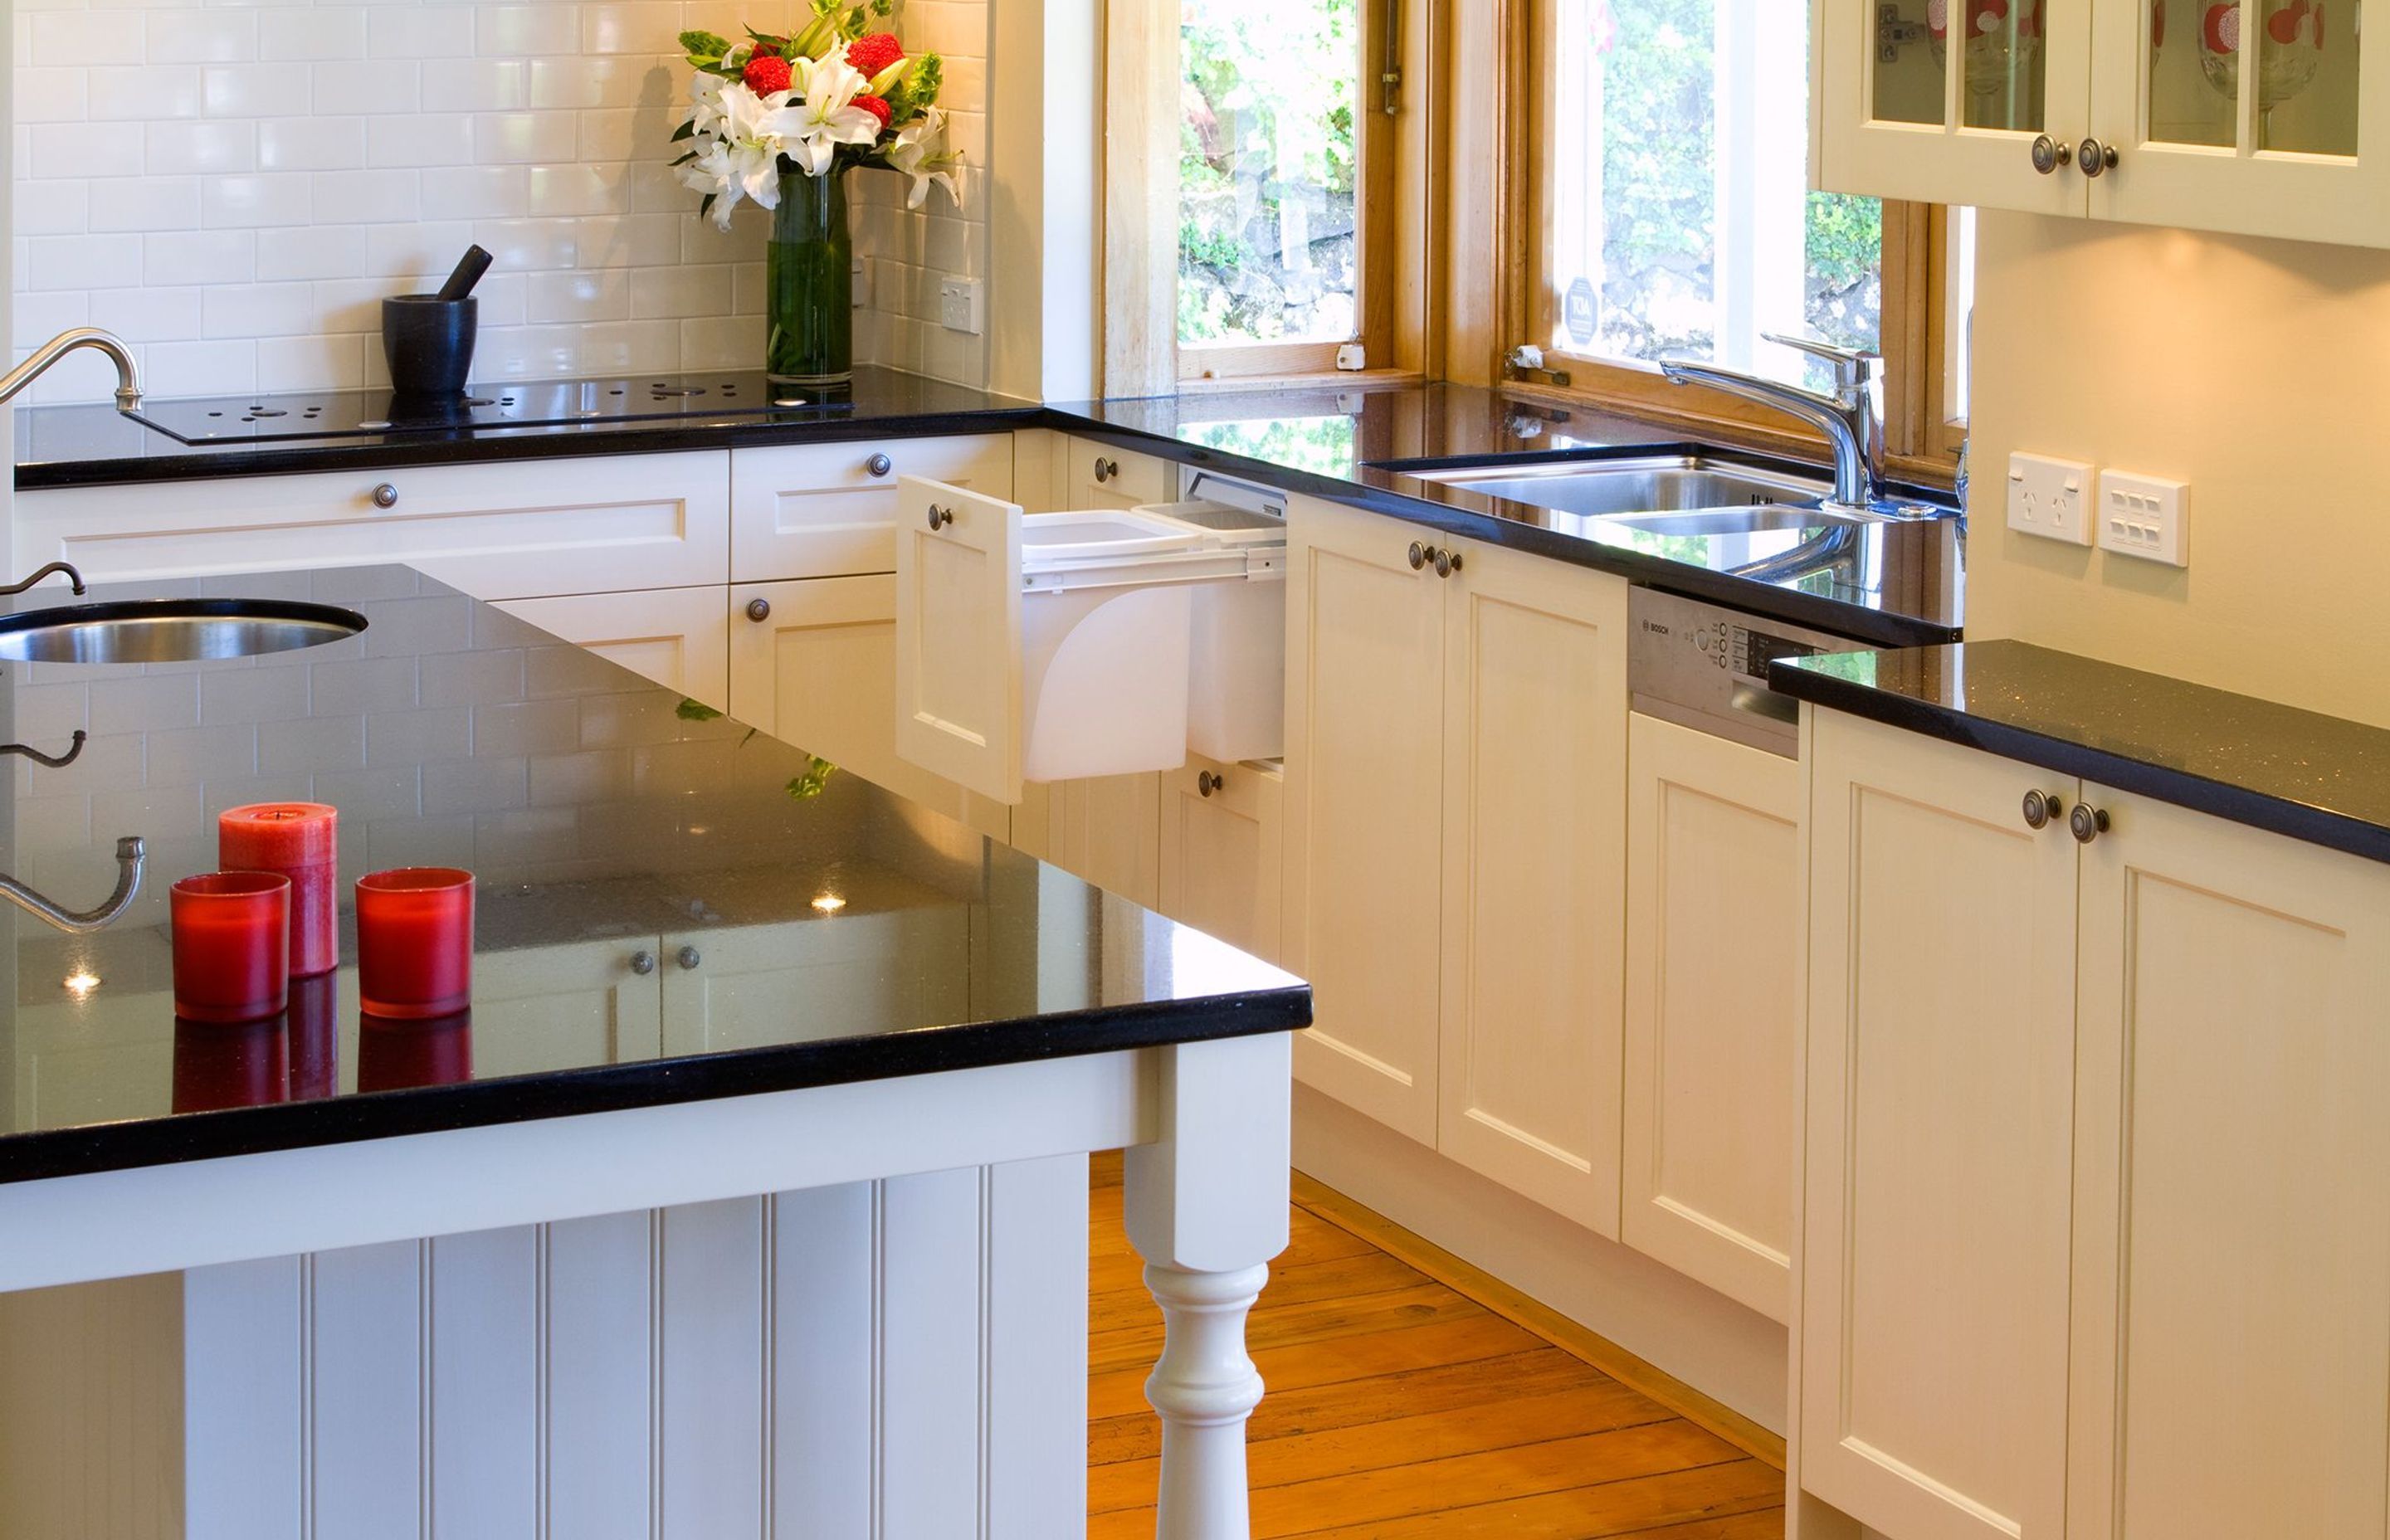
[1661,333,1887,514]
[0,327,144,411]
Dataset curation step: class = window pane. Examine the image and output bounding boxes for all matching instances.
[1179,0,1363,346]
[1545,0,1880,382]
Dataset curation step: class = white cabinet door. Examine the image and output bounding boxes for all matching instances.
[1433,539,1629,1235]
[1156,754,1282,964]
[2066,788,2390,1540]
[14,451,731,599]
[1620,712,1798,1323]
[1813,0,2091,215]
[1801,711,2078,1540]
[729,433,1014,582]
[727,573,971,822]
[1054,436,1172,509]
[891,476,1025,804]
[471,939,666,1078]
[495,588,730,714]
[1282,495,1446,1143]
[1009,772,1163,910]
[658,909,970,1056]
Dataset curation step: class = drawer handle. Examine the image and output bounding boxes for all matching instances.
[371,483,398,509]
[865,452,893,478]
[926,504,954,531]
[676,945,702,971]
[2022,789,2061,830]
[745,597,772,623]
[1093,456,1119,484]
[629,950,656,976]
[1197,770,1225,797]
[1407,541,1429,571]
[2030,134,2072,174]
[1432,546,1463,578]
[2078,138,2119,178]
[2071,802,2110,844]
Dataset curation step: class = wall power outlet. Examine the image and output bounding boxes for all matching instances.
[2007,452,2096,545]
[939,277,983,336]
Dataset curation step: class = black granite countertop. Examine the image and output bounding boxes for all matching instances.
[1773,641,2390,865]
[17,373,1963,649]
[0,566,1306,1185]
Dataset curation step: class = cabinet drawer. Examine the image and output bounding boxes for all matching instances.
[1056,436,1173,509]
[496,587,730,713]
[729,434,1012,582]
[1157,754,1283,965]
[13,451,731,600]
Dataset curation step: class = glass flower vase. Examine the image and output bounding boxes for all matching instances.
[766,167,852,387]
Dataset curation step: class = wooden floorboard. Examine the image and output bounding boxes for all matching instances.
[1088,1152,1787,1537]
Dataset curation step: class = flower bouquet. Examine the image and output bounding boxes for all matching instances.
[675,2,961,386]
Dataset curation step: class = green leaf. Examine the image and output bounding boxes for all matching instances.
[678,27,730,58]
[671,149,698,166]
[785,758,837,800]
[676,698,725,722]
[671,119,695,142]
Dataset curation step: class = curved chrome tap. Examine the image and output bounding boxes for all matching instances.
[0,836,145,934]
[0,328,143,412]
[0,562,87,598]
[1661,333,1885,514]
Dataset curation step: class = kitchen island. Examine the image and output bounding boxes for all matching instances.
[0,564,1307,1540]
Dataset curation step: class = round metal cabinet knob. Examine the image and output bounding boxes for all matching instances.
[2022,789,2060,830]
[371,483,399,509]
[676,945,702,971]
[2030,134,2073,174]
[926,504,954,531]
[745,597,772,623]
[1197,770,1225,797]
[1407,541,1430,571]
[2071,803,2111,844]
[1432,547,1464,578]
[629,950,656,976]
[1093,456,1120,484]
[2078,138,2119,177]
[864,452,893,478]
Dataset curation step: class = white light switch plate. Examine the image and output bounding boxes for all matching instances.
[2007,452,2096,545]
[2096,470,2190,568]
[939,277,983,335]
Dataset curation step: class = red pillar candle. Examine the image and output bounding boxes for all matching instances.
[286,970,340,1101]
[171,873,291,1023]
[355,867,475,1019]
[172,1014,290,1113]
[219,802,339,977]
[357,1010,473,1091]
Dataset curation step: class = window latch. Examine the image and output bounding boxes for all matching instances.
[1505,344,1573,389]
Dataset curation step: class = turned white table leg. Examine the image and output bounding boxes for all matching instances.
[1123,1032,1294,1540]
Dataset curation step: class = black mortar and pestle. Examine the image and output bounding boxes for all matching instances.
[383,246,492,401]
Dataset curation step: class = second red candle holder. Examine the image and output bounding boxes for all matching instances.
[170,872,291,1023]
[355,867,475,1019]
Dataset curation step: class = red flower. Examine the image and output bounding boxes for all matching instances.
[743,54,793,95]
[847,32,904,77]
[855,93,892,128]
[751,38,782,57]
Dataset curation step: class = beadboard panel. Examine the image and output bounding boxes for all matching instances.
[153,1156,1088,1540]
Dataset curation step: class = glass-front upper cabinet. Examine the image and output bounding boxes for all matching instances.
[1817,0,2390,246]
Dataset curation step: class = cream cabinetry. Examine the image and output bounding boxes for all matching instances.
[1052,436,1173,509]
[495,588,732,714]
[1010,773,1163,910]
[729,434,1013,582]
[1156,755,1283,965]
[1817,0,2390,246]
[1800,707,2390,1540]
[1285,495,1630,1231]
[1621,712,1799,1324]
[12,452,732,599]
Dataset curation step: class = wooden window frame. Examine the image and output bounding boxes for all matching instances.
[1446,0,1965,488]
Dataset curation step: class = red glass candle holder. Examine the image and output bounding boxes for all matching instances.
[220,802,339,977]
[287,970,340,1101]
[171,872,291,1023]
[172,1014,290,1113]
[357,1010,473,1091]
[356,867,474,1019]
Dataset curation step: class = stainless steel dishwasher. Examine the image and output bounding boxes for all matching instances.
[1627,587,1870,757]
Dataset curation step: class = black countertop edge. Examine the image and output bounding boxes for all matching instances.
[0,987,1312,1188]
[1771,647,2390,867]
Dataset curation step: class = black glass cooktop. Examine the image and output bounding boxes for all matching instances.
[127,373,856,446]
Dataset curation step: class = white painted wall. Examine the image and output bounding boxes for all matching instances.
[7,0,991,402]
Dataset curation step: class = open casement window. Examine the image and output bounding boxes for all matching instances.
[1502,0,1971,479]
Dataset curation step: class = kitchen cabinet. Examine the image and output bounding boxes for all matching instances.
[495,588,731,714]
[1799,711,2078,1540]
[729,434,1013,582]
[658,904,970,1057]
[1285,494,1630,1231]
[1053,436,1173,509]
[1155,754,1283,965]
[1620,712,1797,1324]
[1817,0,2390,246]
[1011,773,1164,911]
[471,940,666,1079]
[12,451,732,600]
[2064,788,2390,1540]
[727,573,977,824]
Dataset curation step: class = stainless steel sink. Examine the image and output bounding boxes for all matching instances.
[0,598,368,665]
[1393,452,1832,518]
[1596,504,1881,536]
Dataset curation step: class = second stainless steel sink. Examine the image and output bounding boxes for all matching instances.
[1391,452,1833,519]
[0,598,368,665]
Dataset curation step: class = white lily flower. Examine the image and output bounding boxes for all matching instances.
[766,55,882,178]
[885,106,961,210]
[679,79,800,228]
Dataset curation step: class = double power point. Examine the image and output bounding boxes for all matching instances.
[2007,452,2189,569]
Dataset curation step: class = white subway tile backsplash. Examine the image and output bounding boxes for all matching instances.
[17,1,991,394]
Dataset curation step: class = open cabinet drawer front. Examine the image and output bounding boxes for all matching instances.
[894,476,1026,804]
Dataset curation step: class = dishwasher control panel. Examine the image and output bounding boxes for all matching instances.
[1627,587,1866,758]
